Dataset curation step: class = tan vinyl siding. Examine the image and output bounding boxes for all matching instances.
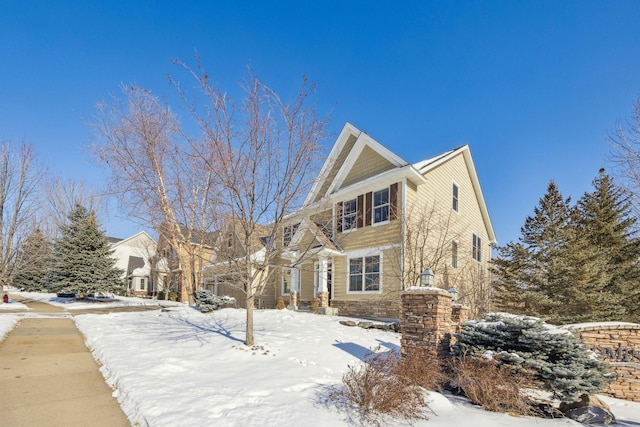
[331,246,403,301]
[299,263,315,300]
[410,153,491,286]
[341,145,397,188]
[313,135,357,203]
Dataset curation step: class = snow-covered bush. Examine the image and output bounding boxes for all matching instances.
[455,313,612,402]
[194,290,236,313]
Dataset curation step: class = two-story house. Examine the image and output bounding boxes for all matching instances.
[108,231,156,296]
[273,122,496,319]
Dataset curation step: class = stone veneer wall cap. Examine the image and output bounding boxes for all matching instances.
[403,288,452,297]
[564,322,640,331]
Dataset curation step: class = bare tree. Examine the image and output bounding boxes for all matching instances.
[43,177,104,237]
[388,201,492,318]
[0,141,47,296]
[609,96,640,219]
[91,86,217,303]
[174,61,329,345]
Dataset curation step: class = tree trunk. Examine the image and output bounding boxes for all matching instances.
[245,292,255,346]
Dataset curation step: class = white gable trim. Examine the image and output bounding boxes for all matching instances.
[304,123,362,206]
[416,146,496,244]
[327,130,408,195]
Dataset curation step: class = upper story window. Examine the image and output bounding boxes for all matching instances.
[373,188,390,224]
[451,240,458,268]
[452,183,459,212]
[342,198,357,231]
[349,255,381,292]
[282,223,299,246]
[472,233,482,262]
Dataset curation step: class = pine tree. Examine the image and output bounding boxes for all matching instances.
[492,181,574,321]
[571,169,640,322]
[47,204,123,297]
[12,228,51,291]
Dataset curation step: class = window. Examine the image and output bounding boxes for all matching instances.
[349,255,380,292]
[282,269,292,295]
[452,183,459,212]
[283,223,299,246]
[451,240,458,268]
[342,198,357,231]
[472,234,482,262]
[373,188,390,224]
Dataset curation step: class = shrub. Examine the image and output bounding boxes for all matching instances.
[158,291,177,301]
[310,297,319,313]
[276,296,286,310]
[329,348,438,426]
[448,356,533,415]
[193,290,236,313]
[455,313,612,402]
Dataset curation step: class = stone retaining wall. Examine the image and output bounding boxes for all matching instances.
[566,323,640,402]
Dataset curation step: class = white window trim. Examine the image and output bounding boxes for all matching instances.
[472,233,482,263]
[372,187,390,225]
[342,198,358,232]
[282,268,292,295]
[452,181,460,214]
[346,251,383,295]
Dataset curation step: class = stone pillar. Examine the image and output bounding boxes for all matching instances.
[451,304,470,334]
[400,288,453,359]
[317,291,329,308]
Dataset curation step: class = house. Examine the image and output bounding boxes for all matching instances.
[152,225,217,301]
[271,122,496,319]
[201,218,274,308]
[108,231,157,296]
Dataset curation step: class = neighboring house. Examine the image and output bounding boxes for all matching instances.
[202,218,272,308]
[271,122,496,319]
[108,231,157,296]
[152,225,217,299]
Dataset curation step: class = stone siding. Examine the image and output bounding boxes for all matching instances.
[330,299,401,319]
[567,323,640,402]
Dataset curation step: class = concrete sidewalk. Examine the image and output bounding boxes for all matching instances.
[0,299,131,427]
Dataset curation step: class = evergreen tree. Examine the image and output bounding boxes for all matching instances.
[492,181,574,322]
[12,228,51,291]
[571,169,640,322]
[455,313,612,402]
[47,204,123,297]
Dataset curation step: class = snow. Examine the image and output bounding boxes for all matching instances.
[2,295,640,426]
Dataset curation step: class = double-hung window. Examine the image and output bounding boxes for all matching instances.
[472,233,482,262]
[373,188,390,224]
[283,223,299,246]
[452,183,459,212]
[342,198,357,231]
[349,255,380,292]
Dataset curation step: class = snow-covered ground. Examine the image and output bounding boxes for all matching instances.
[1,293,639,426]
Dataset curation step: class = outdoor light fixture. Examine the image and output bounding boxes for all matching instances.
[420,268,434,286]
[447,287,459,302]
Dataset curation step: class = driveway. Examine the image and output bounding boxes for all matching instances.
[0,296,132,426]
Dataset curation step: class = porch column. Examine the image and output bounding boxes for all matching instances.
[317,256,329,308]
[291,267,300,293]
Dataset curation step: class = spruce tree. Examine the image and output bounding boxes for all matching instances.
[571,169,640,322]
[455,313,612,402]
[12,228,51,291]
[492,181,574,321]
[47,204,123,297]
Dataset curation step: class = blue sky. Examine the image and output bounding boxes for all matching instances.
[2,1,640,246]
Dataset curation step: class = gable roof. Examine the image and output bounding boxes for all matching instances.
[414,145,496,244]
[109,231,156,248]
[305,123,426,205]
